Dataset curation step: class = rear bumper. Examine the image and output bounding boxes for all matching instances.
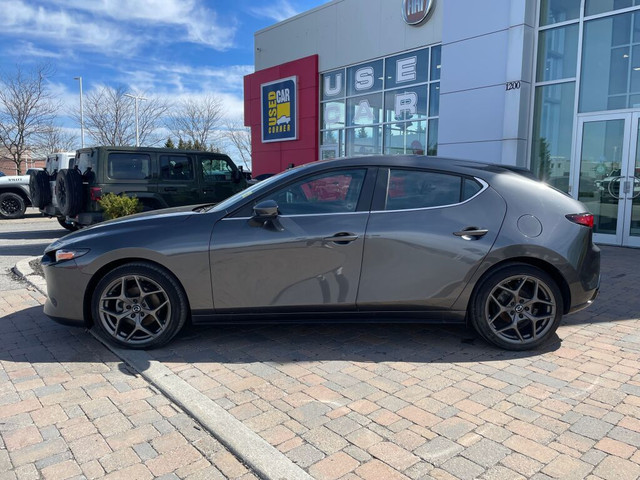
[568,242,600,314]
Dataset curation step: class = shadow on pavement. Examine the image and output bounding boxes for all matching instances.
[0,306,559,367]
[0,229,67,240]
[0,243,52,257]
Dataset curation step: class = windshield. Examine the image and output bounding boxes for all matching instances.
[207,165,312,213]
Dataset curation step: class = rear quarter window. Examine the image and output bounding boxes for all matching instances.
[107,153,151,180]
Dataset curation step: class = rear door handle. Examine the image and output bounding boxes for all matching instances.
[323,233,359,244]
[453,228,488,240]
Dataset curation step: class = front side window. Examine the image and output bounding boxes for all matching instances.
[385,169,480,210]
[107,153,151,180]
[269,169,367,215]
[200,157,234,183]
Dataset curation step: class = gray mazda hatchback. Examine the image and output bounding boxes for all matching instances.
[42,156,600,351]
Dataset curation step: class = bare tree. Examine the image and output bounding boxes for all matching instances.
[223,118,252,170]
[166,95,225,150]
[72,85,169,147]
[0,63,61,174]
[31,125,78,158]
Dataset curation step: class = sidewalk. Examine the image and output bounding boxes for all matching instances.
[0,288,258,480]
[4,245,640,479]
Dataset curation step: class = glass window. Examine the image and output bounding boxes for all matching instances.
[585,0,640,16]
[346,126,383,156]
[322,101,345,130]
[269,169,367,215]
[463,178,482,200]
[430,45,441,81]
[346,93,383,126]
[427,119,439,156]
[384,86,428,123]
[347,60,383,96]
[385,169,463,210]
[531,82,576,192]
[385,49,429,89]
[540,0,580,26]
[536,24,579,81]
[321,69,346,101]
[320,130,344,159]
[200,157,234,183]
[159,155,193,180]
[429,83,440,117]
[383,121,427,155]
[580,11,640,112]
[107,153,150,180]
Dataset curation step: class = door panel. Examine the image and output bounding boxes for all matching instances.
[157,154,199,207]
[357,187,507,310]
[210,214,368,310]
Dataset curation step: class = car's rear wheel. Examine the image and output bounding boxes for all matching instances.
[91,263,188,349]
[469,264,563,350]
[0,192,27,219]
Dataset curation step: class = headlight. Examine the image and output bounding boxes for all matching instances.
[55,249,90,263]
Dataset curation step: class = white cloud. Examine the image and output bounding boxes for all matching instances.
[42,0,237,51]
[250,0,300,22]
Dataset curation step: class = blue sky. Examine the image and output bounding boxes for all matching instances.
[0,0,326,141]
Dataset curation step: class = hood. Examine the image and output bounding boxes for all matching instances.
[46,204,204,252]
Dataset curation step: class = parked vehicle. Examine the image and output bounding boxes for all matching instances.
[35,147,247,229]
[30,152,75,229]
[42,155,600,351]
[0,173,31,219]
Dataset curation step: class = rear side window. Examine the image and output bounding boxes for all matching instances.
[385,169,481,210]
[107,153,151,180]
[160,155,194,180]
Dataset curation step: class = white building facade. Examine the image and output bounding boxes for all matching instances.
[244,0,640,247]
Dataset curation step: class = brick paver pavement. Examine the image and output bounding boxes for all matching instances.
[143,245,640,480]
[2,245,640,479]
[0,289,258,480]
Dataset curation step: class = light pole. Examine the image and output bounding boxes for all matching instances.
[73,76,84,148]
[124,93,147,147]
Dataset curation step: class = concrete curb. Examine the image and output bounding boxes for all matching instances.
[13,256,47,295]
[91,331,313,480]
[14,259,312,480]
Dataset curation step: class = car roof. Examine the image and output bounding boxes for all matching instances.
[292,155,534,180]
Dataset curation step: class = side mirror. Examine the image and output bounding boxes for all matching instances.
[253,200,278,219]
[232,169,242,183]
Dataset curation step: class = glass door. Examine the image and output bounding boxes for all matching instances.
[573,113,640,246]
[623,113,640,247]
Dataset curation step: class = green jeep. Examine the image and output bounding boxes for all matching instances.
[40,146,248,228]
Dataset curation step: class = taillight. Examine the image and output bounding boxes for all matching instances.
[90,187,102,202]
[566,213,594,228]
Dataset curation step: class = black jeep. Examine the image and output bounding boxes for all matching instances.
[35,146,248,229]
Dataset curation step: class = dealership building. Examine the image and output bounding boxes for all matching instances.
[243,0,640,247]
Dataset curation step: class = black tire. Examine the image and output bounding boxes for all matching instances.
[29,171,51,209]
[56,169,83,217]
[56,216,79,231]
[469,264,563,351]
[0,192,27,219]
[91,262,189,349]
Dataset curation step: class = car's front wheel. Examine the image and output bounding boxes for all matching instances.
[91,262,189,349]
[0,192,27,219]
[469,264,563,351]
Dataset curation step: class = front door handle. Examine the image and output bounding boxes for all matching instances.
[323,233,359,244]
[453,228,488,240]
[164,187,178,192]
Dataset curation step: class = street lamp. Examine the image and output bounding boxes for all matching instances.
[124,93,147,147]
[73,76,84,148]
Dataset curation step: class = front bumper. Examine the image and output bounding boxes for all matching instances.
[42,255,92,327]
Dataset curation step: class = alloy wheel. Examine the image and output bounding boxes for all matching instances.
[484,274,557,345]
[97,274,172,345]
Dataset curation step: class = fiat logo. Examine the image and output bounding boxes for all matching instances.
[402,0,435,25]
